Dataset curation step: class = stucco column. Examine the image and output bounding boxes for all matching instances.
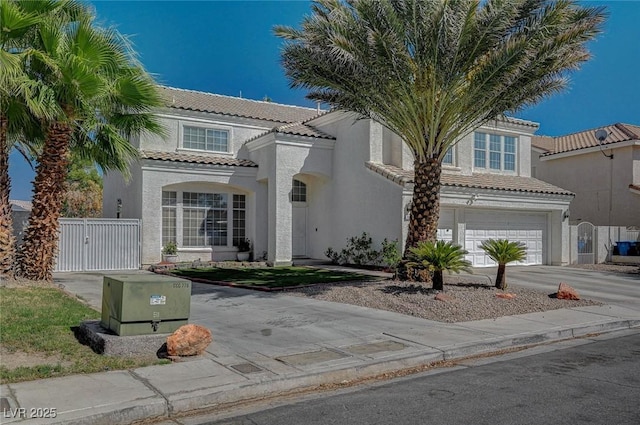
[550,210,570,266]
[267,163,295,266]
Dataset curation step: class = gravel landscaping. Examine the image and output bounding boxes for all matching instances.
[283,275,601,323]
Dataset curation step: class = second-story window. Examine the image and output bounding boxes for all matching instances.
[474,132,517,172]
[183,126,229,153]
[442,147,453,165]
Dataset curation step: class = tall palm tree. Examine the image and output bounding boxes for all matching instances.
[408,240,471,291]
[14,3,164,281]
[275,0,605,271]
[0,0,79,276]
[479,239,527,290]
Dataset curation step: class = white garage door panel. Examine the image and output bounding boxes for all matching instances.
[437,210,454,242]
[465,211,545,267]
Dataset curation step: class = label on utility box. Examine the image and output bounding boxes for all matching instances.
[150,295,166,305]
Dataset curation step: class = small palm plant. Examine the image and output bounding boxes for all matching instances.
[408,241,472,291]
[479,239,527,290]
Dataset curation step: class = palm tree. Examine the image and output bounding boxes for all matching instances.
[275,0,605,276]
[0,0,80,276]
[479,239,526,290]
[14,3,164,281]
[408,240,471,291]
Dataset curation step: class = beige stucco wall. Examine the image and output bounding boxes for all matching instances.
[534,145,640,226]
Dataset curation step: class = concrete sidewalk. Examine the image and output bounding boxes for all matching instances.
[2,268,639,425]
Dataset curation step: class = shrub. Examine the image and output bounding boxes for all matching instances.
[325,232,395,267]
[162,241,178,255]
[479,239,526,290]
[380,238,401,271]
[408,240,471,290]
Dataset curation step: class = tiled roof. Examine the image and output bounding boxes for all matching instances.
[140,150,257,167]
[274,122,335,139]
[539,123,640,156]
[245,121,336,144]
[531,135,555,152]
[365,162,573,196]
[159,86,322,124]
[9,200,32,212]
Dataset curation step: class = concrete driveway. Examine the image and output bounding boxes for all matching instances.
[465,265,639,309]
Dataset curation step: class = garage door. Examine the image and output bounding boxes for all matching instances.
[437,209,454,242]
[465,211,546,267]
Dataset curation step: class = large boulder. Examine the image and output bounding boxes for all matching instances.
[166,324,212,357]
[557,282,580,300]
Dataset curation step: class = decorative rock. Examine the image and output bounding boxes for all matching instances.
[435,293,454,302]
[166,324,213,357]
[496,293,517,299]
[557,282,580,300]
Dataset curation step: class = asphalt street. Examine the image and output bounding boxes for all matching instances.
[195,330,640,425]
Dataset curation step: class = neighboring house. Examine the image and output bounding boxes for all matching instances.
[103,86,573,267]
[9,199,32,245]
[532,123,640,227]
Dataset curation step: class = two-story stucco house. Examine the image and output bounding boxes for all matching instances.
[103,86,574,267]
[532,123,640,227]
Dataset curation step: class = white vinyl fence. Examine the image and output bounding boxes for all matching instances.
[54,218,141,272]
[569,224,640,264]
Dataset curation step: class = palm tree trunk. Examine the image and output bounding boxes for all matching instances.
[17,122,72,281]
[0,116,16,278]
[495,263,507,290]
[433,269,444,291]
[404,158,442,255]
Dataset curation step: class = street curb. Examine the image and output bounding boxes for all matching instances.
[4,319,638,425]
[157,319,640,422]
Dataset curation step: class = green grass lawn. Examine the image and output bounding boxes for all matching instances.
[172,266,381,288]
[0,286,168,383]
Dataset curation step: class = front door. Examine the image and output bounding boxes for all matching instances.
[292,206,307,257]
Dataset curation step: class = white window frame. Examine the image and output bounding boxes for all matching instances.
[442,146,454,166]
[291,179,307,203]
[473,132,518,173]
[179,122,232,154]
[171,191,246,248]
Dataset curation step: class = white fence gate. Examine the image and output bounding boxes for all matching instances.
[55,219,141,272]
[576,222,595,264]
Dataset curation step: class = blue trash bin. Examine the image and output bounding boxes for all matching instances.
[616,241,632,256]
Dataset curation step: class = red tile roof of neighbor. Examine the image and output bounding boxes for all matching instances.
[159,86,322,124]
[532,123,640,155]
[365,162,574,196]
[140,151,257,167]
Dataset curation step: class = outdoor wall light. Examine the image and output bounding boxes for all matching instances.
[466,194,478,205]
[563,209,570,221]
[116,198,122,219]
[404,202,412,221]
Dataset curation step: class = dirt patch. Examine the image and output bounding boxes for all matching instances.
[0,344,73,370]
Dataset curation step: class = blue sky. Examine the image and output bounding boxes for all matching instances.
[8,0,640,200]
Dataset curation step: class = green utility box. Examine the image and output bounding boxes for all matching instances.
[101,274,192,336]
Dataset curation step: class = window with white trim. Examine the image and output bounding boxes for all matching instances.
[183,126,229,152]
[474,132,517,171]
[162,191,176,245]
[292,179,307,202]
[232,195,246,246]
[442,147,453,165]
